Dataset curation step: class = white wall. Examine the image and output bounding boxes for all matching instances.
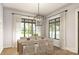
[3,8,34,48]
[3,7,45,48]
[0,4,3,53]
[41,16,47,37]
[46,4,79,53]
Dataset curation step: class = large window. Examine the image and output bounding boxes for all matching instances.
[20,18,41,38]
[49,17,60,39]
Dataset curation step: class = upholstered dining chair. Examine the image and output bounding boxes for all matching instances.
[37,40,47,55]
[23,41,35,55]
[45,39,54,55]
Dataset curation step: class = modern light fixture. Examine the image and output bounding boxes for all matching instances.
[36,3,41,20]
[34,3,42,26]
[34,3,42,40]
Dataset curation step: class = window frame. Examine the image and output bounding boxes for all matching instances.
[21,18,41,38]
[21,18,36,37]
[49,17,60,40]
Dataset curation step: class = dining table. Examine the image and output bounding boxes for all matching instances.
[17,37,53,55]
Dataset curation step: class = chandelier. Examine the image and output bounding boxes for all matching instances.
[34,3,42,26]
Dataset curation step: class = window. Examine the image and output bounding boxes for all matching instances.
[20,18,41,38]
[49,17,60,39]
[56,21,60,39]
[25,23,33,37]
[20,22,24,37]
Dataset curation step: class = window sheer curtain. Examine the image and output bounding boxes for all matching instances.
[60,11,67,49]
[12,14,21,48]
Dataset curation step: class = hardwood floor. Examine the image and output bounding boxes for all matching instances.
[1,48,18,55]
[1,46,77,55]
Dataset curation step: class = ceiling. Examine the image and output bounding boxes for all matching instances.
[3,3,69,16]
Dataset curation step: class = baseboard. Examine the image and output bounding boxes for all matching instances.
[65,48,78,54]
[59,46,78,54]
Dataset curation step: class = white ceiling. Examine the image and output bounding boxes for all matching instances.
[3,3,69,16]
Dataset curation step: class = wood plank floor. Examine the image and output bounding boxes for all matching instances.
[1,46,77,55]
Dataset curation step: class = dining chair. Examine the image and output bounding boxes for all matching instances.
[23,41,35,55]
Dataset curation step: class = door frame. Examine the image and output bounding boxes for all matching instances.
[78,12,79,54]
[75,8,79,54]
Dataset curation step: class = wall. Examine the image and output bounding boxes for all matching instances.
[3,8,34,48]
[0,4,3,53]
[46,4,79,53]
[41,16,47,37]
[3,7,45,48]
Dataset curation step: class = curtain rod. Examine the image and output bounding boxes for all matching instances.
[12,13,35,17]
[47,10,68,18]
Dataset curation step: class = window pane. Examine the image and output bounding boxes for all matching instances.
[20,23,24,37]
[52,23,55,38]
[25,23,29,38]
[33,24,36,36]
[25,23,33,38]
[28,23,32,37]
[49,24,52,38]
[49,23,55,38]
[56,22,60,39]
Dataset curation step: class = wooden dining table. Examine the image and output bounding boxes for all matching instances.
[17,39,53,55]
[17,39,39,54]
